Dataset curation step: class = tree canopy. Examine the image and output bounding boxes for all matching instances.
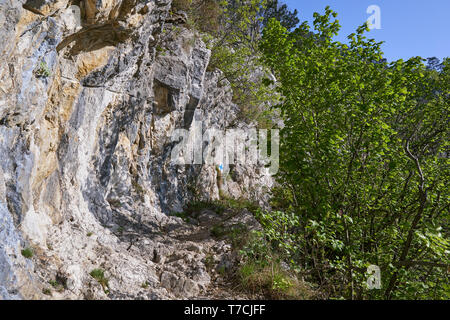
[258,7,449,299]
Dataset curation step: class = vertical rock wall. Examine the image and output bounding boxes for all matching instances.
[0,0,273,299]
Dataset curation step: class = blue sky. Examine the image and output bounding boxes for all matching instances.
[282,0,449,62]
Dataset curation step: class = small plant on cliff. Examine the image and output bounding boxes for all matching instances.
[172,0,193,12]
[211,224,227,238]
[48,280,58,288]
[107,198,122,208]
[42,288,52,296]
[238,233,314,299]
[48,279,65,292]
[132,180,145,195]
[34,60,51,78]
[21,248,33,259]
[204,254,216,270]
[90,269,109,293]
[117,226,124,235]
[155,45,167,57]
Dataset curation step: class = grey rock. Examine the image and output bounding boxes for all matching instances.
[0,0,272,300]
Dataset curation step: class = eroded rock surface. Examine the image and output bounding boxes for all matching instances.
[0,0,272,299]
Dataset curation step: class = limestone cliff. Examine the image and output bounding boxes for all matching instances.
[0,0,273,299]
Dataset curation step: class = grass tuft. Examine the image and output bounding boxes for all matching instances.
[21,248,33,259]
[90,269,109,293]
[42,288,52,296]
[238,260,313,300]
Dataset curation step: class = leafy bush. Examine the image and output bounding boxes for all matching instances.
[179,0,290,127]
[207,0,279,126]
[261,0,299,31]
[42,288,52,296]
[238,232,315,299]
[48,278,66,292]
[21,248,33,259]
[260,7,449,299]
[184,200,227,216]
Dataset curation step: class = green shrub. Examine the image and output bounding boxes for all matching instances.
[184,200,226,216]
[175,0,223,34]
[211,224,227,238]
[238,256,313,299]
[132,180,145,195]
[21,248,33,259]
[42,288,52,296]
[48,278,66,292]
[48,280,58,288]
[90,269,109,292]
[234,230,315,299]
[172,0,193,12]
[34,61,51,78]
[204,254,216,270]
[171,211,191,222]
[260,7,450,299]
[107,199,122,208]
[176,0,280,128]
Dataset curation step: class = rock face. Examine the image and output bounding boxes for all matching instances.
[0,0,272,299]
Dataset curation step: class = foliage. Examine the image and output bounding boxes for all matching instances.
[172,0,193,11]
[260,7,449,300]
[260,0,299,31]
[90,269,109,293]
[34,60,51,78]
[178,0,290,127]
[42,288,52,296]
[21,248,33,259]
[184,195,259,217]
[48,278,66,292]
[184,199,227,216]
[238,231,315,299]
[180,0,224,34]
[207,0,278,126]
